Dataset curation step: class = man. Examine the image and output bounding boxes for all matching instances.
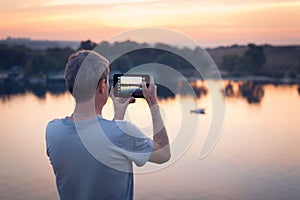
[46,50,170,200]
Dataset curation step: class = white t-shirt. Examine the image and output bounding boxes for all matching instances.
[46,115,153,200]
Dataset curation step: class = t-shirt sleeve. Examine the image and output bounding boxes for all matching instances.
[118,121,153,167]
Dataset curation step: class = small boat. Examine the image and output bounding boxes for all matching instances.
[191,108,205,114]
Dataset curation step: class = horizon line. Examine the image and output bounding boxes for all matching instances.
[1,36,300,49]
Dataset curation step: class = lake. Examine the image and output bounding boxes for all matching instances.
[0,80,300,200]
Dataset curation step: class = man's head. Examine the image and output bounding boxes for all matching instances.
[65,50,109,104]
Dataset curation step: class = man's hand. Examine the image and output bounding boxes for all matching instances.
[142,76,171,164]
[110,86,135,120]
[142,76,158,107]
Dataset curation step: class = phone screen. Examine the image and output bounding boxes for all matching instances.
[113,74,149,98]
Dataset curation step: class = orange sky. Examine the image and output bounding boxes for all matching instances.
[1,0,300,47]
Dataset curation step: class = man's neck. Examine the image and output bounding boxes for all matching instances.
[72,98,103,118]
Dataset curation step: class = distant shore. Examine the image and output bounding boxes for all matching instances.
[1,39,299,82]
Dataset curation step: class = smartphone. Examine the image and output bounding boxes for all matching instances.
[113,74,150,98]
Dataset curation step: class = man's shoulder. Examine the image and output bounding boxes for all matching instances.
[46,118,64,128]
[48,118,62,124]
[45,118,67,138]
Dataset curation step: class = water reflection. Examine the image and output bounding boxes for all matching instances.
[239,81,264,104]
[225,81,234,97]
[1,80,209,100]
[189,81,208,98]
[1,82,300,200]
[0,81,27,101]
[224,81,265,104]
[2,80,299,105]
[157,84,175,99]
[0,81,67,101]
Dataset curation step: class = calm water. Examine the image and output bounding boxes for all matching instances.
[0,80,300,200]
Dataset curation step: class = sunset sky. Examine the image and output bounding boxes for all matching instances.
[1,0,300,47]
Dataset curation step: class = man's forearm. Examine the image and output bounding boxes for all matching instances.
[150,104,169,148]
[113,112,125,120]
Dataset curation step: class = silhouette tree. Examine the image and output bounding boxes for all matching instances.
[78,40,97,50]
[298,59,300,74]
[220,44,266,75]
[244,44,266,73]
[221,54,240,72]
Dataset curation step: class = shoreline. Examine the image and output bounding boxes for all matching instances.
[185,75,300,84]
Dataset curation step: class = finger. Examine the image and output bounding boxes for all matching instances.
[109,86,114,98]
[122,97,132,105]
[129,97,136,104]
[142,80,147,89]
[149,76,154,84]
[149,76,157,90]
[153,84,157,93]
[142,81,149,98]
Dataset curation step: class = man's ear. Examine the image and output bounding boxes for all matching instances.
[97,79,105,94]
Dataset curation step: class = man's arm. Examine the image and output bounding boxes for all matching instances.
[110,86,135,120]
[142,77,171,164]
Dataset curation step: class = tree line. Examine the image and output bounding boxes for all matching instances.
[221,44,267,75]
[0,40,297,78]
[0,44,74,77]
